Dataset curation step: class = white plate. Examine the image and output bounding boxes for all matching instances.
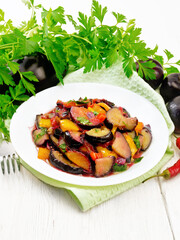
[10,83,169,186]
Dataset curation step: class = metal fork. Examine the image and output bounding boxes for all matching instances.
[0,153,20,174]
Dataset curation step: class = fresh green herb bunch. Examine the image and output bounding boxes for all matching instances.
[0,0,180,142]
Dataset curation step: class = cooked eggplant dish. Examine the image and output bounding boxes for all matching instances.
[32,97,152,177]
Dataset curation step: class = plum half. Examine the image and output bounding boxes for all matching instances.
[136,59,164,90]
[65,150,92,172]
[140,126,152,150]
[160,73,180,103]
[112,131,131,162]
[95,156,115,177]
[166,96,180,134]
[106,107,138,131]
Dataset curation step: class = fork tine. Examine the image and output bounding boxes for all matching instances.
[11,154,16,173]
[1,157,5,174]
[1,154,20,174]
[7,155,10,174]
[13,154,21,171]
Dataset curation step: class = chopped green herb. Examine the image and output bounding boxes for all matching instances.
[94,128,99,132]
[35,128,47,142]
[76,97,89,104]
[122,121,128,128]
[134,135,141,149]
[59,143,67,152]
[93,111,99,116]
[113,163,127,172]
[134,157,143,163]
[76,117,91,125]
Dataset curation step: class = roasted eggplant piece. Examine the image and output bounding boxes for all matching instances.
[54,128,63,139]
[50,150,84,174]
[35,114,43,129]
[65,150,92,172]
[141,126,152,150]
[55,106,70,119]
[50,134,59,147]
[112,131,131,162]
[79,139,96,154]
[95,156,115,177]
[64,131,83,148]
[106,107,138,131]
[49,134,67,153]
[85,127,113,144]
[33,128,49,146]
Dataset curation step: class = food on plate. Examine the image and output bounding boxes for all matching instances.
[32,97,152,177]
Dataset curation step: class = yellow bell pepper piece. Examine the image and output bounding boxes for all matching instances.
[39,119,52,128]
[60,119,80,132]
[135,122,144,135]
[97,102,111,111]
[38,147,50,160]
[111,126,117,135]
[88,104,106,114]
[123,133,138,157]
[96,146,118,158]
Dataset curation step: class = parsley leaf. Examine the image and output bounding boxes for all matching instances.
[76,117,91,125]
[164,49,174,61]
[133,135,141,149]
[59,143,67,152]
[113,163,127,172]
[92,0,107,24]
[134,157,143,163]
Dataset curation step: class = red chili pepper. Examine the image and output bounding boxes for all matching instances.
[144,159,180,182]
[176,137,180,150]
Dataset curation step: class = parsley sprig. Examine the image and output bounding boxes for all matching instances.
[0,0,180,142]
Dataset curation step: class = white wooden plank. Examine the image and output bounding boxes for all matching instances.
[159,136,180,240]
[0,165,173,240]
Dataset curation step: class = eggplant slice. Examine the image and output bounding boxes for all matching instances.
[33,128,49,146]
[64,131,83,148]
[35,114,43,129]
[50,150,84,174]
[49,134,67,153]
[106,107,138,131]
[85,127,113,144]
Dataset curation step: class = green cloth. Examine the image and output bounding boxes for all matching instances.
[20,61,174,211]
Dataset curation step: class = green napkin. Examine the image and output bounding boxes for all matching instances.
[20,61,174,211]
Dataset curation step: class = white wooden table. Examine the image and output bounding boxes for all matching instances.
[0,137,179,240]
[1,0,180,239]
